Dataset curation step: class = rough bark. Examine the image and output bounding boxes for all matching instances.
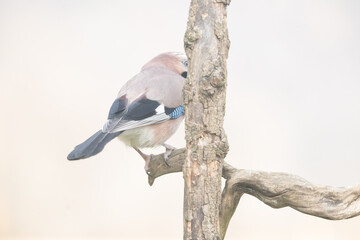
[150,1,360,239]
[147,150,360,239]
[182,0,231,239]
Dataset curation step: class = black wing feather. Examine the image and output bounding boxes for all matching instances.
[123,98,160,121]
[108,97,128,119]
[103,96,169,133]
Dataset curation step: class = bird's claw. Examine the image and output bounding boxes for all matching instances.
[162,143,175,167]
[163,154,170,167]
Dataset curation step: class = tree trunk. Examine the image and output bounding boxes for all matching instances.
[144,1,360,239]
[183,0,231,239]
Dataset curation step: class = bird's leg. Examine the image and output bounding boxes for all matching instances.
[133,147,152,175]
[162,143,176,167]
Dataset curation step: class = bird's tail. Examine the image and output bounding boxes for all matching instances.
[67,130,122,160]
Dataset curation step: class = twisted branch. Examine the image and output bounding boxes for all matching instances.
[147,148,360,239]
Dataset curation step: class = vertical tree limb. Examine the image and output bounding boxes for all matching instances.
[183,0,231,239]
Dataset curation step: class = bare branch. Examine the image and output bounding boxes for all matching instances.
[219,178,242,240]
[147,148,233,185]
[147,148,186,186]
[147,150,360,239]
[228,169,360,220]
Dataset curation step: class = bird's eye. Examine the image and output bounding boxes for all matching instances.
[183,60,188,67]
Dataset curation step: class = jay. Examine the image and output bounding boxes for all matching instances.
[67,52,187,171]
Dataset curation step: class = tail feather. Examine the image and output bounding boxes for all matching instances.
[67,130,122,160]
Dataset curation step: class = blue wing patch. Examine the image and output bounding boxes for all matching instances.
[167,105,184,119]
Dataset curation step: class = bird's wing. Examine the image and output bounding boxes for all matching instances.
[102,67,185,134]
[107,97,128,119]
[102,96,182,133]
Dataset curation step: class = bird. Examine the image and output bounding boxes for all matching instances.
[67,52,187,172]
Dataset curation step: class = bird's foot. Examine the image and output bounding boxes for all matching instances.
[162,143,176,167]
[144,154,153,176]
[133,147,153,175]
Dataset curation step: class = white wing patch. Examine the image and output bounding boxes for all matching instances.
[103,112,170,133]
[155,104,165,114]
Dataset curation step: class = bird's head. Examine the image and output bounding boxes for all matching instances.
[142,52,188,78]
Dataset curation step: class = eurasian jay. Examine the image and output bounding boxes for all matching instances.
[67,52,187,171]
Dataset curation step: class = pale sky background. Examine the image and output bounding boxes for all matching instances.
[1,0,360,239]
